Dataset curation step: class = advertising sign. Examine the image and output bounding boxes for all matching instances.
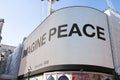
[19,6,113,76]
[44,72,113,80]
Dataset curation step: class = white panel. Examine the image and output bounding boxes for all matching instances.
[19,7,113,76]
[105,9,120,75]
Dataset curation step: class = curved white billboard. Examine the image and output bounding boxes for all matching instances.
[19,6,114,76]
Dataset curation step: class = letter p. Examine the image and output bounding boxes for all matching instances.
[49,28,56,41]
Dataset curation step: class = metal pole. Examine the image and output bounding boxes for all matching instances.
[41,0,44,22]
[48,0,54,15]
[41,0,59,15]
[27,66,32,80]
[106,0,115,10]
[27,71,30,80]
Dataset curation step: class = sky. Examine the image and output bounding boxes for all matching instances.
[0,0,119,46]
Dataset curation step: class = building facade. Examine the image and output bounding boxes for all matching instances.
[0,44,15,74]
[0,44,16,80]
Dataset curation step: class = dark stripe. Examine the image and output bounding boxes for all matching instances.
[18,64,114,79]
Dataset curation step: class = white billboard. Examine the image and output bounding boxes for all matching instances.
[19,7,114,76]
